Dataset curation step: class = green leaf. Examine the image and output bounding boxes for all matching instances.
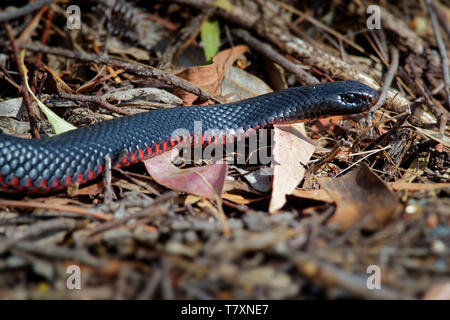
[212,0,232,11]
[200,20,220,63]
[20,50,76,135]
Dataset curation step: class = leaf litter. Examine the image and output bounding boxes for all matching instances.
[0,0,448,300]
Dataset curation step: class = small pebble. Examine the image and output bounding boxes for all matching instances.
[431,240,447,255]
[405,203,420,215]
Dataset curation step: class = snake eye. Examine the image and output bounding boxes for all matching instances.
[340,93,360,104]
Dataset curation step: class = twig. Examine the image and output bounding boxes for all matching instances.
[82,192,175,244]
[21,42,223,103]
[104,155,114,204]
[0,67,21,91]
[232,28,319,85]
[271,0,372,58]
[0,199,112,221]
[430,1,450,44]
[335,145,391,177]
[377,6,426,55]
[370,47,400,114]
[0,218,78,255]
[158,11,207,70]
[17,5,49,43]
[59,92,130,116]
[413,79,448,136]
[81,201,171,247]
[0,0,53,23]
[367,47,400,138]
[35,8,54,68]
[424,0,450,110]
[137,268,163,300]
[293,253,412,299]
[179,0,409,108]
[5,23,40,139]
[14,240,105,268]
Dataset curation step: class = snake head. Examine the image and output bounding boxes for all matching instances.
[322,81,378,115]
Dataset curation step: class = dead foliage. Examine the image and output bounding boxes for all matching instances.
[0,0,448,300]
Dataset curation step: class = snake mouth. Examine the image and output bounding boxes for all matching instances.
[371,91,379,105]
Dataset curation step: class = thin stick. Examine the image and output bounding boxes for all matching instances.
[104,154,113,204]
[370,47,400,114]
[60,92,130,116]
[232,28,319,85]
[5,24,40,138]
[0,199,112,221]
[430,1,450,39]
[0,218,77,255]
[425,0,450,110]
[0,0,53,23]
[22,42,223,103]
[335,145,391,177]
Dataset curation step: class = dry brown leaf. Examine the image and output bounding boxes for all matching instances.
[422,282,450,300]
[222,192,266,205]
[310,115,345,133]
[143,149,227,200]
[309,115,370,138]
[174,45,248,104]
[107,38,150,60]
[269,123,315,214]
[76,68,125,94]
[291,188,333,203]
[43,65,75,94]
[317,163,401,231]
[69,179,106,196]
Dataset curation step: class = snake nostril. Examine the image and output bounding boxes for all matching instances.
[371,93,379,104]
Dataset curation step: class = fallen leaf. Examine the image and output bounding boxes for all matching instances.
[212,0,233,11]
[269,123,316,214]
[0,118,30,135]
[200,19,220,62]
[235,167,272,193]
[20,50,76,134]
[76,66,125,94]
[221,66,273,102]
[43,65,74,93]
[174,45,248,104]
[184,194,201,206]
[213,45,248,71]
[0,98,23,117]
[317,163,401,231]
[401,153,430,182]
[414,126,450,148]
[143,149,227,200]
[69,179,106,197]
[222,192,266,204]
[107,38,150,60]
[291,188,334,203]
[310,115,345,132]
[422,282,450,300]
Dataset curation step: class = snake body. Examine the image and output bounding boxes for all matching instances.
[0,81,377,193]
